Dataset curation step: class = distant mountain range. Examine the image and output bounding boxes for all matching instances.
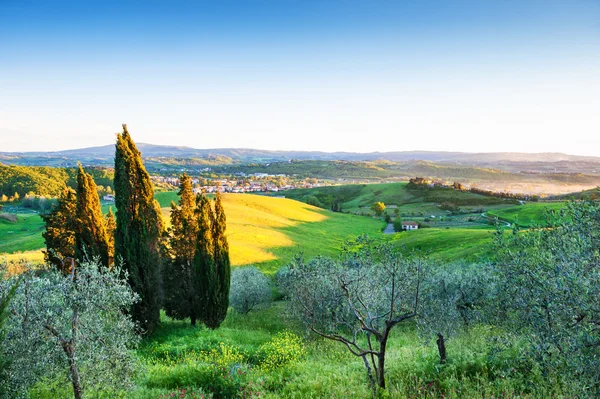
[2,143,600,167]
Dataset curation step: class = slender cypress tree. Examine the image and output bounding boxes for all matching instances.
[114,124,164,333]
[195,195,217,328]
[105,207,116,265]
[41,185,77,273]
[164,174,200,324]
[211,191,231,327]
[75,164,110,267]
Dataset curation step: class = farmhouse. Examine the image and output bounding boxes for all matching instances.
[103,194,115,202]
[401,221,419,231]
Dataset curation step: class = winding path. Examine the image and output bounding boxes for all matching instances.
[383,223,396,234]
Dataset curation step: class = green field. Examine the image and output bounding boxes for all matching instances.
[0,211,45,253]
[487,202,567,227]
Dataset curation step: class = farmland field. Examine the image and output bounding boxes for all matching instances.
[487,202,567,227]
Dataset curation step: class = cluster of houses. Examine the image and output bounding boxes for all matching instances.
[148,175,323,195]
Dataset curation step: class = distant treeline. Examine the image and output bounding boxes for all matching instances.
[0,165,113,198]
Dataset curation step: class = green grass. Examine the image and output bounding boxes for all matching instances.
[487,202,567,228]
[32,303,568,399]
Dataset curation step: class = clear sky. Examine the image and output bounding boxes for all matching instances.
[1,0,599,155]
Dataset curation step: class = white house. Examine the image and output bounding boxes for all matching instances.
[103,194,115,202]
[401,221,419,231]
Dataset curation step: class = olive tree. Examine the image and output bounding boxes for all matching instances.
[493,201,600,393]
[229,266,272,314]
[417,263,496,363]
[1,261,140,398]
[282,239,424,390]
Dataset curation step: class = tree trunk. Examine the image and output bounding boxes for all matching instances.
[190,309,196,326]
[361,354,377,396]
[436,333,447,363]
[65,345,83,399]
[377,338,388,388]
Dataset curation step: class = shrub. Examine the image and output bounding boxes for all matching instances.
[229,266,272,314]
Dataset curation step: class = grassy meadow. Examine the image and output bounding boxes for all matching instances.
[4,186,576,398]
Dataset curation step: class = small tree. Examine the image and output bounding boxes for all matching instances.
[41,186,77,273]
[2,261,139,398]
[75,164,110,267]
[371,202,385,217]
[417,264,495,363]
[392,218,404,232]
[283,238,424,390]
[229,266,272,314]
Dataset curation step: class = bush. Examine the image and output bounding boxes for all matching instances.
[229,266,272,314]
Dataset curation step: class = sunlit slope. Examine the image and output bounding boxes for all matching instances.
[157,192,385,273]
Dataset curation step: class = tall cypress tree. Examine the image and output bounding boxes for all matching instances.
[75,164,110,267]
[114,124,164,333]
[41,185,77,273]
[211,191,231,327]
[164,173,200,324]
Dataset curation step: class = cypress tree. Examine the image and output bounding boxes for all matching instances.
[164,173,200,324]
[105,207,116,266]
[211,191,231,328]
[114,124,164,333]
[41,185,77,273]
[195,195,217,328]
[75,164,110,267]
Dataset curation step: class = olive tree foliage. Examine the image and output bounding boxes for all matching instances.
[0,272,18,397]
[229,266,272,314]
[493,201,600,394]
[0,261,140,398]
[416,263,497,363]
[281,238,424,390]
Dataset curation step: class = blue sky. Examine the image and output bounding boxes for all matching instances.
[1,0,599,155]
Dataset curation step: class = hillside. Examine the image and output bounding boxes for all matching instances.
[2,193,386,273]
[279,182,514,213]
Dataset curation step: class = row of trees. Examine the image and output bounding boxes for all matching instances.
[41,125,231,333]
[163,173,231,328]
